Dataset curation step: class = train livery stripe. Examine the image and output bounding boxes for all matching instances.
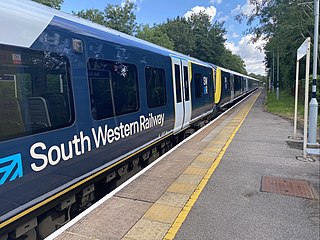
[214,68,222,104]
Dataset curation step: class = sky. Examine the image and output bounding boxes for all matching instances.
[61,0,266,75]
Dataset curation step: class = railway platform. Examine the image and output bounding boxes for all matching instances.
[49,89,319,240]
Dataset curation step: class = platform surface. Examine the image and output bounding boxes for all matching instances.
[53,90,319,240]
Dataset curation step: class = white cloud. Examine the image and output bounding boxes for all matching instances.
[231,5,241,15]
[218,15,229,22]
[225,34,266,75]
[231,32,240,38]
[184,6,217,22]
[209,0,222,4]
[231,0,262,16]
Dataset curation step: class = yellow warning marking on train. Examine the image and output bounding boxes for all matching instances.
[214,68,222,104]
[163,92,260,240]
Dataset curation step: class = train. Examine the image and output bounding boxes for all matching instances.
[0,0,260,239]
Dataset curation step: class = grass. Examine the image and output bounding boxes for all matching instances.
[265,91,320,128]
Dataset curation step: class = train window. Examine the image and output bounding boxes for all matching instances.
[194,73,203,98]
[0,45,74,141]
[174,64,182,103]
[145,67,166,108]
[88,59,139,119]
[183,66,190,101]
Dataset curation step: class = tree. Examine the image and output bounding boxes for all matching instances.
[104,0,137,35]
[73,9,105,25]
[236,0,316,92]
[32,0,63,10]
[221,50,247,74]
[159,17,196,56]
[136,24,174,50]
[73,0,137,35]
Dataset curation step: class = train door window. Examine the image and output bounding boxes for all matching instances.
[194,73,202,98]
[183,66,190,101]
[145,66,166,108]
[174,64,182,103]
[209,74,213,98]
[88,59,139,119]
[0,45,74,141]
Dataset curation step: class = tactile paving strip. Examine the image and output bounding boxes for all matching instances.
[261,176,315,199]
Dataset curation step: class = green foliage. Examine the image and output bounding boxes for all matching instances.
[156,13,247,73]
[265,91,304,120]
[73,0,137,35]
[158,17,195,56]
[237,0,319,94]
[266,90,320,127]
[104,0,137,35]
[73,9,105,25]
[136,25,174,50]
[32,0,63,10]
[249,73,267,83]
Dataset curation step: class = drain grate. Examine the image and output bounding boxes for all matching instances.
[261,176,315,199]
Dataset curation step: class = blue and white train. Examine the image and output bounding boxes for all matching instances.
[0,0,259,239]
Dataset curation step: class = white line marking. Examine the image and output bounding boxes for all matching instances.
[46,91,257,240]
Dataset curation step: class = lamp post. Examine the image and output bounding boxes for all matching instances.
[276,49,279,100]
[272,52,275,92]
[308,0,319,145]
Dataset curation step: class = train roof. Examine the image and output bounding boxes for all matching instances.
[0,0,211,67]
[214,65,260,82]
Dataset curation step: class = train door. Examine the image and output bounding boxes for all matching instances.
[171,56,191,133]
[230,74,234,100]
[181,59,191,128]
[245,77,249,92]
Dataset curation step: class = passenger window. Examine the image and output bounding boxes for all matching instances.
[88,59,139,120]
[194,73,202,98]
[174,64,182,103]
[0,44,74,141]
[145,67,166,108]
[183,66,190,101]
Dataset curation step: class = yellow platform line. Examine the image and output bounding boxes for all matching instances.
[163,92,260,240]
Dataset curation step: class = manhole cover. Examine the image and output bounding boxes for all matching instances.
[261,176,315,199]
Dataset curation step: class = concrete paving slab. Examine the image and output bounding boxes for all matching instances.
[196,153,218,162]
[166,182,198,195]
[55,231,97,240]
[175,174,203,185]
[143,203,181,224]
[183,166,208,176]
[124,219,170,240]
[58,197,152,240]
[115,175,173,203]
[190,160,214,169]
[156,192,190,208]
[163,147,201,163]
